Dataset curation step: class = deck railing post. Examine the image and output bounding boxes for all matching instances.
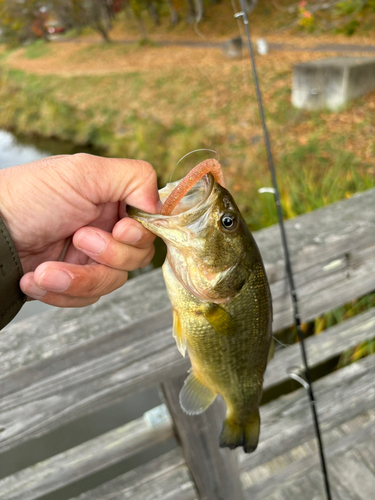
[160,372,246,500]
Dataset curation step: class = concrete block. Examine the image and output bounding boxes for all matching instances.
[292,57,375,110]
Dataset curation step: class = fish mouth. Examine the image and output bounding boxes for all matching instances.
[127,173,215,239]
[159,173,214,216]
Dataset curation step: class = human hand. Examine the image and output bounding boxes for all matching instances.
[0,154,160,307]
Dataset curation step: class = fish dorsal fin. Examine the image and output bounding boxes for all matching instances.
[172,309,187,357]
[268,338,275,363]
[204,304,237,336]
[179,372,216,415]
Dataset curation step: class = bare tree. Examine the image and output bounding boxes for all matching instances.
[166,0,178,24]
[147,0,160,25]
[83,0,113,41]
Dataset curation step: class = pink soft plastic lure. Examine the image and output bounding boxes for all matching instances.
[160,159,225,216]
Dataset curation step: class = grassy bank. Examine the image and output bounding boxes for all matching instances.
[1,40,374,231]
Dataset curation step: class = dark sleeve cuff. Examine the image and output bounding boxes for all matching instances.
[0,217,26,330]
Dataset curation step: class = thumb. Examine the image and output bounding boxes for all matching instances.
[65,154,160,214]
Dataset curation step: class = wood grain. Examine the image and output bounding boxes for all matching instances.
[161,373,245,500]
[1,351,373,499]
[69,449,197,500]
[0,189,374,499]
[239,353,375,472]
[243,413,375,500]
[0,409,174,500]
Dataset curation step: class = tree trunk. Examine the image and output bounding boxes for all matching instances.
[136,15,147,39]
[185,0,196,24]
[100,0,112,33]
[96,23,111,42]
[147,1,160,26]
[166,0,179,25]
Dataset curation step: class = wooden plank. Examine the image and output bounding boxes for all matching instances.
[0,190,374,454]
[329,449,375,500]
[0,310,187,453]
[0,405,174,500]
[255,188,375,282]
[67,449,197,500]
[0,306,374,456]
[355,438,375,476]
[264,307,375,390]
[239,353,375,471]
[243,413,375,500]
[272,245,375,331]
[0,269,170,380]
[237,409,375,490]
[161,373,245,500]
[1,310,373,498]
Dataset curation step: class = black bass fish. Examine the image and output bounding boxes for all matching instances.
[128,159,273,453]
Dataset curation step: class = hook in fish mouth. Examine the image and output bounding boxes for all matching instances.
[128,172,214,219]
[127,173,215,246]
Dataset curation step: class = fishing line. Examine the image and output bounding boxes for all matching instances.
[169,148,219,183]
[234,2,333,499]
[272,336,288,349]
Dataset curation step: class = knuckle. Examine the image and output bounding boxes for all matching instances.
[72,152,94,164]
[139,161,157,184]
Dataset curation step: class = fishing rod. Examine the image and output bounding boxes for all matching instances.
[234,2,333,499]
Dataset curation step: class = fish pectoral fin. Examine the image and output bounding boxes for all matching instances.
[179,372,216,415]
[268,338,275,363]
[172,309,187,357]
[204,304,237,336]
[219,410,260,454]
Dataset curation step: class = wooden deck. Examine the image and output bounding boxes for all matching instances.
[0,188,374,499]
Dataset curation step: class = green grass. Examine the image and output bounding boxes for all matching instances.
[24,40,51,59]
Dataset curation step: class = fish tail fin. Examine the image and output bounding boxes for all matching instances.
[219,411,260,454]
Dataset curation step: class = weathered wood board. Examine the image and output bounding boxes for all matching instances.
[264,307,375,390]
[0,408,173,500]
[69,449,197,500]
[0,188,374,499]
[0,298,373,456]
[1,350,373,500]
[161,374,245,500]
[243,414,375,500]
[239,353,375,471]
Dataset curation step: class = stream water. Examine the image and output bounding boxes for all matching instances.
[0,130,173,499]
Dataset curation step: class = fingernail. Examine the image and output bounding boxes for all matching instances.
[119,225,143,244]
[38,268,71,292]
[76,230,106,254]
[27,281,47,299]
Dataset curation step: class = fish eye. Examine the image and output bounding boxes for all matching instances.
[220,214,237,231]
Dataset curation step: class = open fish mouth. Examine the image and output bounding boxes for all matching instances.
[128,173,214,227]
[158,173,214,217]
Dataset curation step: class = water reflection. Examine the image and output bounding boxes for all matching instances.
[0,130,51,169]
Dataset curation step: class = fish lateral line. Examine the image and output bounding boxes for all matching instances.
[160,158,225,216]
